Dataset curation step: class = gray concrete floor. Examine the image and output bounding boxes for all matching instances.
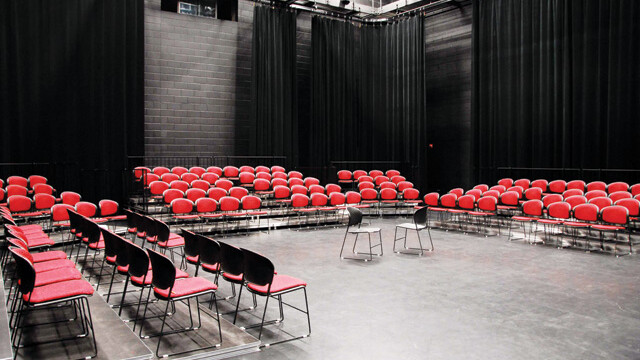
[208,218,640,360]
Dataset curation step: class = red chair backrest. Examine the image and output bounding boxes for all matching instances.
[271,178,288,188]
[239,166,254,174]
[337,170,352,181]
[304,177,320,188]
[153,167,170,176]
[390,175,406,185]
[380,182,396,190]
[547,202,571,219]
[397,181,413,192]
[374,176,390,186]
[309,184,325,195]
[76,201,97,217]
[524,187,542,201]
[440,193,457,208]
[28,175,48,188]
[498,178,513,188]
[0,189,4,202]
[256,172,271,181]
[181,173,199,184]
[272,172,287,180]
[386,169,400,178]
[457,195,475,210]
[507,186,523,198]
[291,185,308,195]
[482,190,500,199]
[255,166,270,174]
[242,195,262,210]
[206,166,223,176]
[531,179,548,192]
[566,180,586,192]
[474,184,489,192]
[171,166,189,176]
[609,191,632,203]
[449,188,464,197]
[273,185,290,199]
[369,170,383,178]
[189,166,206,177]
[607,182,629,194]
[186,188,206,202]
[7,176,28,187]
[325,184,341,195]
[253,178,271,191]
[219,196,240,211]
[514,179,530,189]
[215,179,233,191]
[196,197,217,212]
[614,198,640,217]
[565,195,587,209]
[99,199,119,216]
[346,191,361,204]
[490,185,506,194]
[403,188,420,200]
[191,179,210,191]
[522,200,543,217]
[223,166,239,178]
[630,183,640,196]
[548,180,566,193]
[61,191,82,206]
[360,188,378,201]
[586,181,606,192]
[161,173,180,183]
[291,194,309,207]
[32,183,54,195]
[500,191,519,206]
[358,182,375,191]
[585,190,607,201]
[149,181,170,195]
[171,198,194,214]
[288,171,303,179]
[477,196,497,212]
[423,192,439,207]
[239,172,255,185]
[271,165,286,173]
[170,180,190,192]
[34,194,55,210]
[352,170,367,180]
[288,178,304,187]
[588,197,612,210]
[573,203,599,222]
[357,175,373,183]
[562,189,583,199]
[163,189,184,204]
[229,187,249,200]
[207,187,227,201]
[8,195,32,212]
[542,194,563,208]
[465,189,482,201]
[310,193,328,206]
[143,173,160,186]
[380,188,397,200]
[600,205,628,225]
[6,185,27,197]
[329,192,346,206]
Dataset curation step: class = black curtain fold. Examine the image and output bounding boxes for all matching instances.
[308,16,426,182]
[0,0,144,203]
[473,0,640,184]
[250,6,298,167]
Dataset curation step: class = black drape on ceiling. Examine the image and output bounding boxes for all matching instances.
[250,6,298,168]
[472,0,640,184]
[0,0,144,203]
[307,16,426,183]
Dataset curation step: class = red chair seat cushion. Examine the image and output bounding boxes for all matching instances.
[512,216,537,221]
[131,268,188,286]
[222,272,243,282]
[201,263,219,272]
[563,221,590,227]
[158,237,185,248]
[24,279,94,304]
[247,274,306,295]
[201,213,223,219]
[31,251,68,263]
[248,211,268,216]
[497,205,518,210]
[428,207,447,212]
[186,255,199,264]
[591,224,625,231]
[447,209,466,213]
[225,212,246,217]
[33,259,76,273]
[14,211,45,217]
[154,277,217,299]
[88,240,105,249]
[17,225,44,232]
[25,236,55,248]
[538,219,563,225]
[107,215,127,220]
[34,267,82,287]
[468,211,489,216]
[106,255,117,264]
[174,215,199,220]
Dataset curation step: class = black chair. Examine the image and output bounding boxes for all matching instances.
[339,207,383,261]
[154,219,185,266]
[219,241,256,321]
[393,206,433,255]
[76,217,105,275]
[9,250,97,359]
[96,228,121,295]
[198,234,221,285]
[241,248,310,347]
[123,208,138,241]
[182,229,200,275]
[144,249,221,358]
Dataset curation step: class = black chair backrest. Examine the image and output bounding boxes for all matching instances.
[100,228,119,259]
[9,248,36,295]
[124,208,136,229]
[127,241,150,278]
[346,207,363,227]
[147,248,176,291]
[413,206,428,227]
[198,234,220,268]
[144,216,158,239]
[242,248,275,287]
[83,218,102,246]
[182,229,199,259]
[113,233,132,268]
[155,219,170,243]
[219,241,243,276]
[67,209,79,231]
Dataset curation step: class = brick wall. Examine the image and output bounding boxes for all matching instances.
[424,3,473,191]
[143,0,253,158]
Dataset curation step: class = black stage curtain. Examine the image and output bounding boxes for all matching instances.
[250,6,298,167]
[473,0,640,183]
[308,16,426,182]
[0,0,144,203]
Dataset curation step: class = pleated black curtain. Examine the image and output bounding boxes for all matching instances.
[0,0,144,203]
[308,16,426,178]
[250,6,298,167]
[472,0,640,183]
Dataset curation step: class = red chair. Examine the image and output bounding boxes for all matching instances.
[191,179,210,191]
[514,178,530,189]
[271,178,287,189]
[34,193,56,214]
[27,175,48,188]
[189,166,206,177]
[607,182,629,194]
[564,203,599,248]
[208,187,228,201]
[288,171,303,179]
[255,165,270,174]
[186,188,206,202]
[215,179,233,191]
[386,170,400,178]
[304,177,320,188]
[562,189,584,199]
[153,167,170,176]
[325,183,341,195]
[379,181,396,190]
[239,165,254,174]
[220,196,244,233]
[290,194,314,227]
[6,185,28,197]
[253,178,273,196]
[390,175,406,185]
[449,188,464,197]
[474,184,489,192]
[507,186,524,199]
[256,172,271,181]
[149,181,170,200]
[358,182,375,191]
[615,198,639,221]
[542,194,563,208]
[402,188,421,208]
[229,186,249,200]
[498,178,513,188]
[171,166,189,176]
[523,187,542,201]
[397,181,413,192]
[374,176,390,187]
[51,203,74,229]
[242,195,268,231]
[7,195,33,214]
[76,201,103,221]
[465,189,482,201]
[291,184,308,196]
[497,191,520,212]
[490,185,506,194]
[99,199,125,221]
[32,183,54,195]
[566,180,586,192]
[609,191,632,203]
[162,189,184,206]
[482,190,501,199]
[239,172,256,188]
[311,193,334,225]
[368,170,383,178]
[223,166,240,179]
[531,179,548,192]
[337,170,353,185]
[206,166,223,176]
[271,165,286,173]
[345,191,366,209]
[509,200,543,243]
[0,188,5,204]
[565,195,587,209]
[585,190,607,201]
[360,188,379,215]
[272,172,287,180]
[7,176,28,187]
[181,172,199,184]
[9,249,97,358]
[352,170,367,181]
[469,196,498,235]
[357,175,374,184]
[196,198,222,229]
[440,193,461,227]
[423,193,443,217]
[587,181,607,192]
[145,249,221,358]
[380,188,399,215]
[548,180,566,194]
[239,249,310,346]
[288,178,304,187]
[273,185,291,207]
[142,173,159,187]
[201,172,219,185]
[589,197,613,210]
[456,195,477,232]
[591,206,630,255]
[170,180,190,192]
[538,202,571,247]
[630,183,640,197]
[309,184,325,195]
[162,173,180,185]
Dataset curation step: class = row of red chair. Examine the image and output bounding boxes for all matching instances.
[146,176,322,195]
[337,169,401,184]
[134,165,290,182]
[490,178,640,196]
[0,175,49,189]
